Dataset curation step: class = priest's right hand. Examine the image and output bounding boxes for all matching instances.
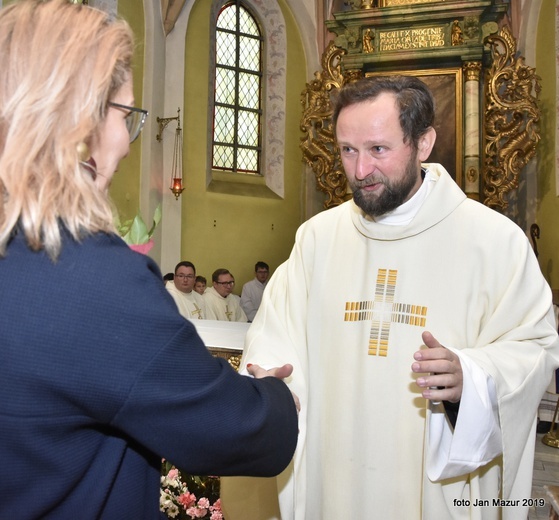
[247,363,300,413]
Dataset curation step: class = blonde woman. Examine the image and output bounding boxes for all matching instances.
[0,1,298,518]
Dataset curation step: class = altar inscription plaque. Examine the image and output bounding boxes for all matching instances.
[378,27,445,51]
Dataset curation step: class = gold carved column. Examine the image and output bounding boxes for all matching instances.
[463,62,482,200]
[300,43,351,208]
[482,26,541,212]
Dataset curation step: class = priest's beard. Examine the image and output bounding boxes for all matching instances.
[349,152,420,218]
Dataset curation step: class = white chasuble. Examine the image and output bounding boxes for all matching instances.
[166,284,206,320]
[221,164,559,520]
[203,287,248,322]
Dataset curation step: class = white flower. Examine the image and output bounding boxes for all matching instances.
[166,503,180,518]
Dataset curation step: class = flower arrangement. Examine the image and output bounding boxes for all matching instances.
[116,204,161,254]
[160,460,223,520]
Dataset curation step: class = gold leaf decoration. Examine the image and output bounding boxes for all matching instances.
[483,26,541,211]
[300,42,352,209]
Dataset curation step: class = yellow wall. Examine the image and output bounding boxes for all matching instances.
[109,1,145,222]
[535,0,559,290]
[180,0,307,290]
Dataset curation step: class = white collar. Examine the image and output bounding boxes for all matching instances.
[374,167,435,226]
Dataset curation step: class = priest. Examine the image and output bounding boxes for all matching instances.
[221,75,559,520]
[166,261,206,320]
[204,268,248,322]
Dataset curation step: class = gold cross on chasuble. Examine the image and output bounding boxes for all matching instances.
[344,269,427,356]
[191,304,202,319]
[225,305,233,321]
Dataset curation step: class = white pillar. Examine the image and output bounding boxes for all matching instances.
[463,61,482,200]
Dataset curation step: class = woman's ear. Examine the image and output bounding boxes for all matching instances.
[417,127,436,162]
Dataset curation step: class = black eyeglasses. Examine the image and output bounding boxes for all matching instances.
[108,102,148,143]
[216,281,235,286]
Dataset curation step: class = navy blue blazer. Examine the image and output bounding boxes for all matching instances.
[0,230,298,519]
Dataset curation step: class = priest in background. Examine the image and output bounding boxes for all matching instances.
[204,268,248,322]
[166,261,206,320]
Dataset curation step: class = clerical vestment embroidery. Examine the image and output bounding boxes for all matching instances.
[191,304,202,319]
[344,268,428,356]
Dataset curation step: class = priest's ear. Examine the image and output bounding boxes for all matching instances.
[417,126,436,162]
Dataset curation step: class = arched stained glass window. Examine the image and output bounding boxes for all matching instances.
[212,2,263,174]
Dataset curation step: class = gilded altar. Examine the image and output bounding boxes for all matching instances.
[301,0,541,218]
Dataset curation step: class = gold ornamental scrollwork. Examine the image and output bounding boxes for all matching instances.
[300,42,352,209]
[227,355,241,372]
[208,348,242,371]
[482,26,541,211]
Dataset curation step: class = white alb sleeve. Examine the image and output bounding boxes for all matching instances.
[426,347,502,481]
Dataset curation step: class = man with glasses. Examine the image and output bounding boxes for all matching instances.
[204,268,247,322]
[166,261,206,320]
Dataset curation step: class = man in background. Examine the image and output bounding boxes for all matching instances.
[166,261,206,320]
[240,261,270,322]
[204,268,247,322]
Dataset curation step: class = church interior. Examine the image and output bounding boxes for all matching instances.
[72,0,559,513]
[107,0,559,516]
[66,0,556,297]
[83,0,558,298]
[7,0,559,517]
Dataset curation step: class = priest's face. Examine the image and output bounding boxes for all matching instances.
[214,274,235,297]
[336,92,427,218]
[174,266,196,293]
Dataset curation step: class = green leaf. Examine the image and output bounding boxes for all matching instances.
[116,205,161,245]
[128,214,149,244]
[148,204,162,238]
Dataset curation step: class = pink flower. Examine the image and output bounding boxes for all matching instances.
[178,492,196,509]
[209,498,223,519]
[197,497,210,509]
[167,469,179,480]
[186,506,208,518]
[128,239,154,255]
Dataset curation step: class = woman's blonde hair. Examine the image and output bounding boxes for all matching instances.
[0,0,134,259]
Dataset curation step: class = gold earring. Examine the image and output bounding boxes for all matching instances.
[77,142,90,162]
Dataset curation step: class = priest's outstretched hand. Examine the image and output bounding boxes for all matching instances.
[411,331,463,404]
[248,363,301,414]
